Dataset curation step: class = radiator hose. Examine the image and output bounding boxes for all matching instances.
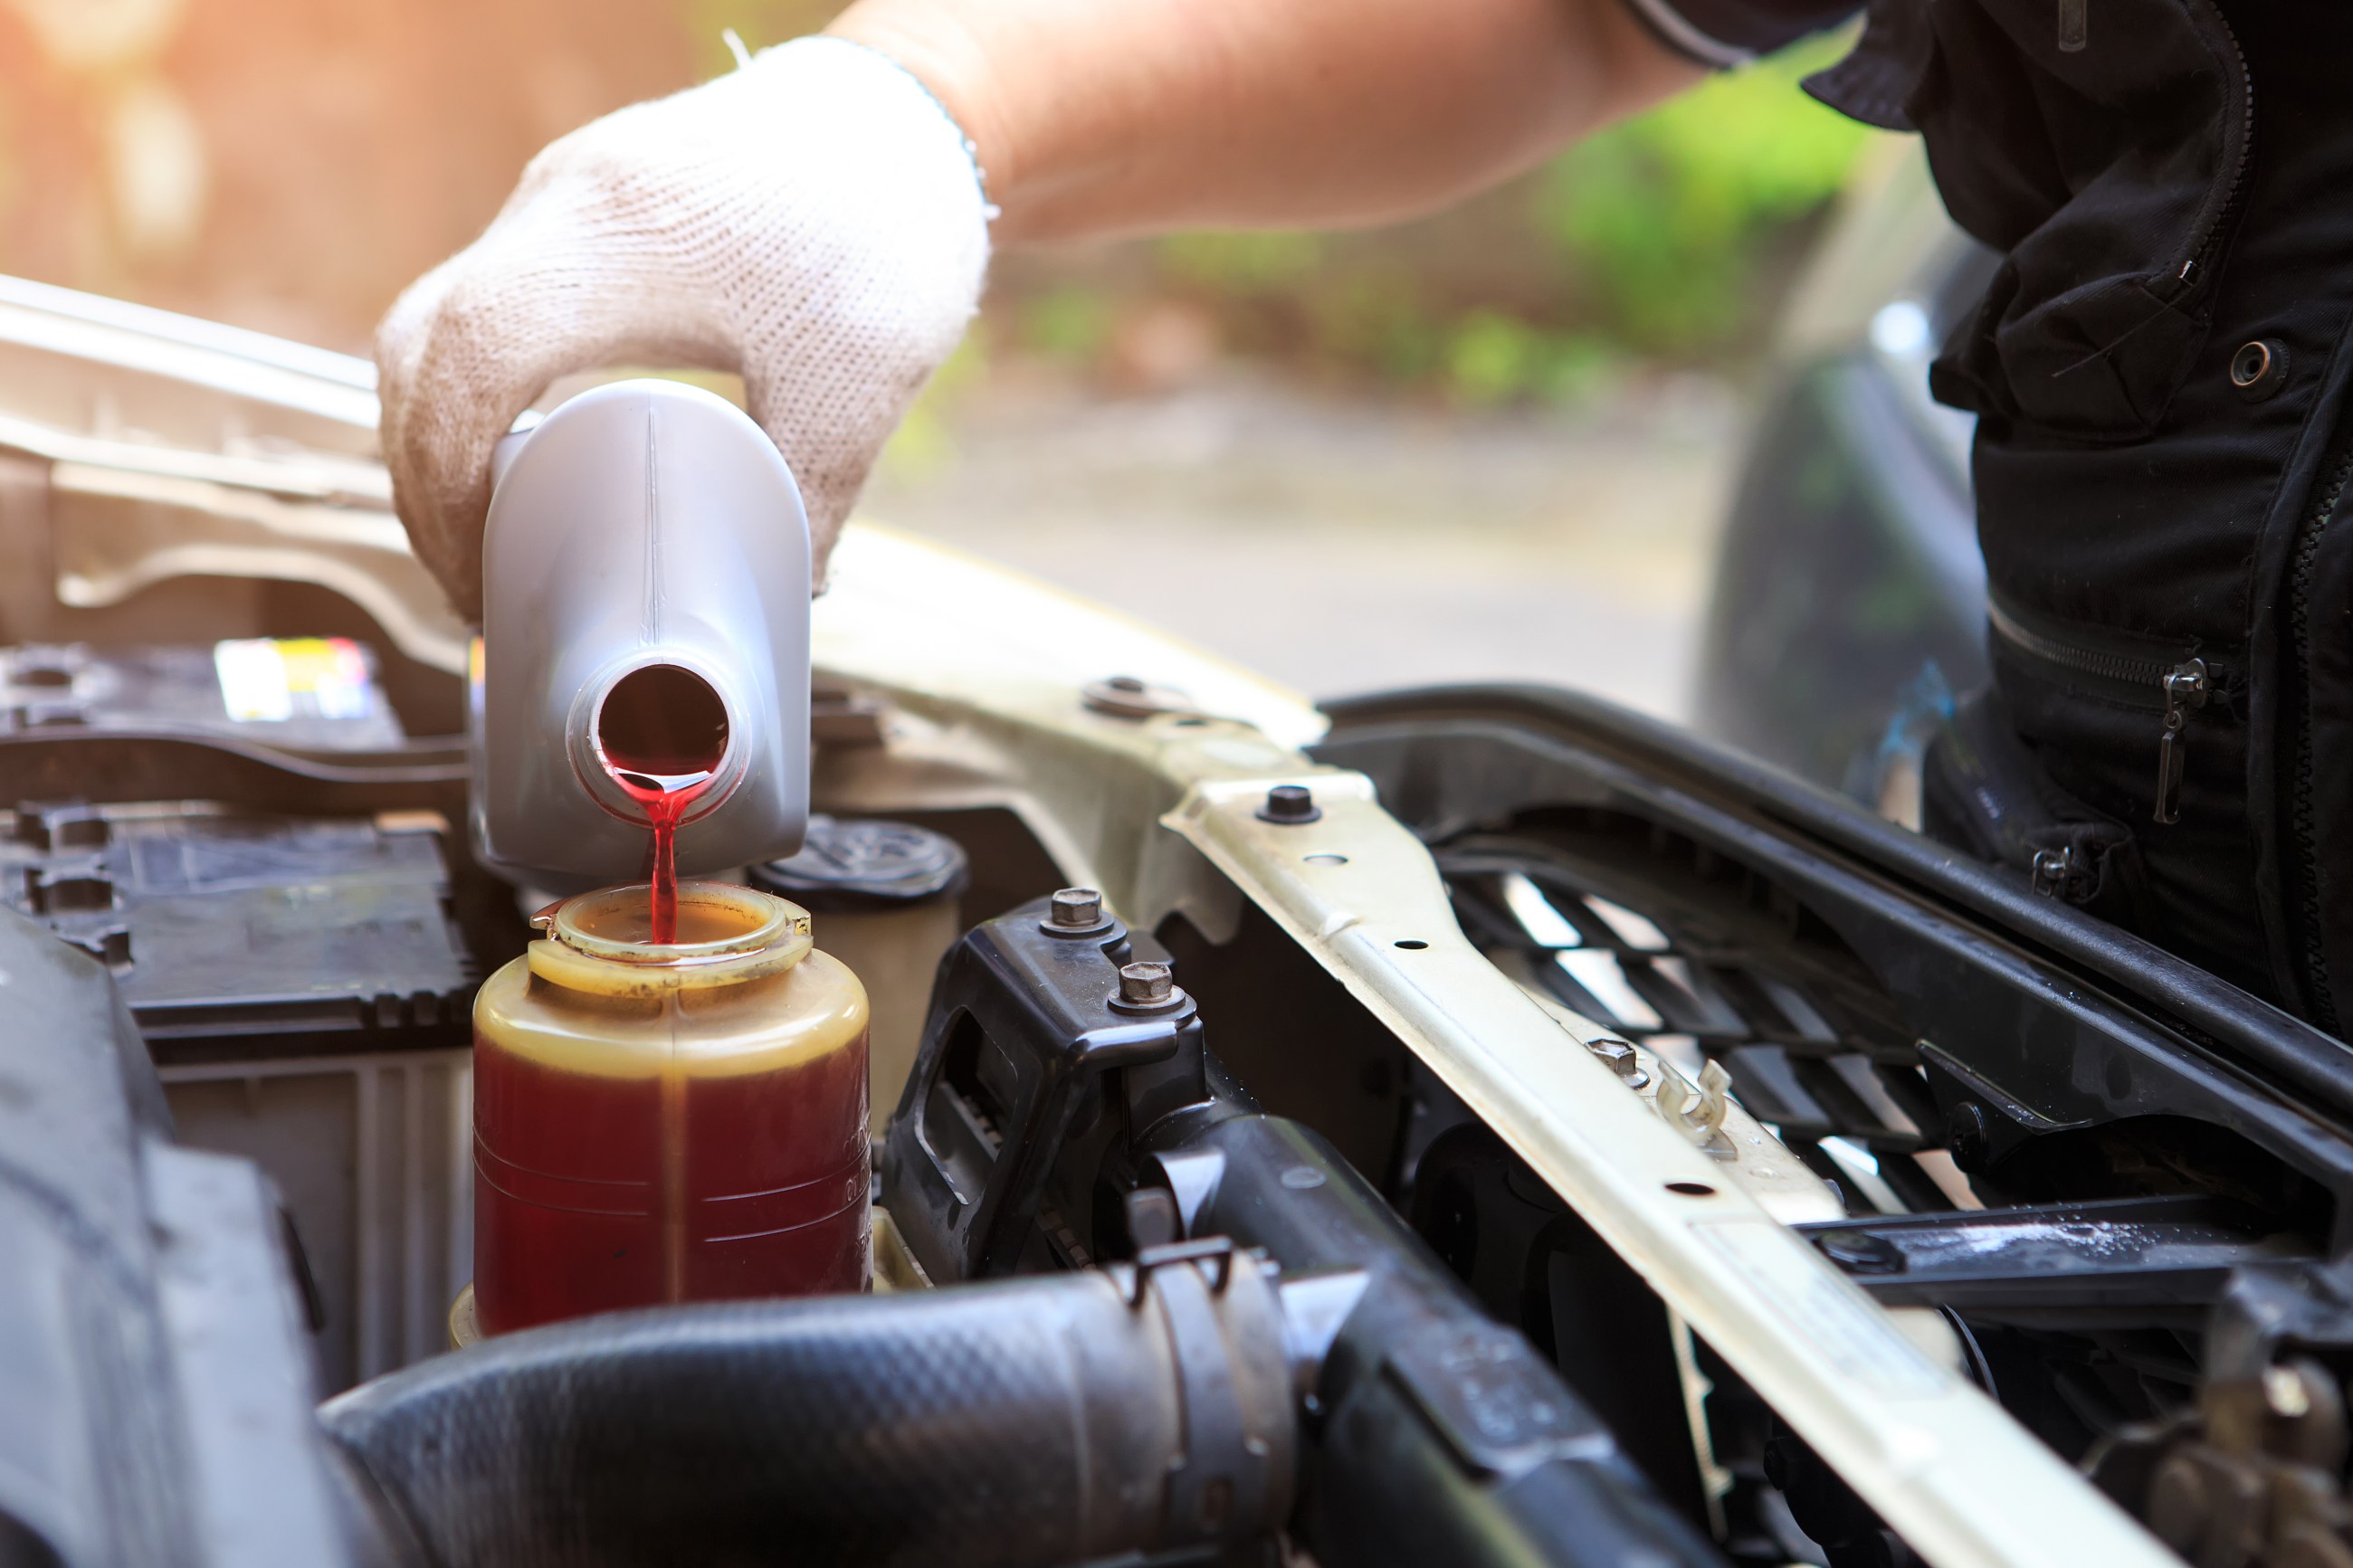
[319,1252,1303,1568]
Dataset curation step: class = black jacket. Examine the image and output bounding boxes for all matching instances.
[1642,0,2353,1026]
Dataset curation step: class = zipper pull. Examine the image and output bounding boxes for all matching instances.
[2154,658,2209,825]
[2057,0,2088,52]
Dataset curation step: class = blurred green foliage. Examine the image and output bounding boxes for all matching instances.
[1533,41,1873,353]
[1014,37,1881,403]
[1159,232,1325,294]
[1021,287,1116,360]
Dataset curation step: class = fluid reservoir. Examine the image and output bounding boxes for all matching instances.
[472,880,869,1335]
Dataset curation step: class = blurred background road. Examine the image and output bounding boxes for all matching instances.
[0,0,1890,719]
[862,372,1739,717]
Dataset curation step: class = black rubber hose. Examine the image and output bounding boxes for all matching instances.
[318,1265,1293,1568]
[1143,1107,1727,1568]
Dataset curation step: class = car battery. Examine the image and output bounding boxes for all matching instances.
[1,638,407,750]
[0,794,476,1393]
[1,799,471,1046]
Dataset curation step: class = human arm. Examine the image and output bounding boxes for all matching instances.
[828,0,1701,242]
[375,0,1702,614]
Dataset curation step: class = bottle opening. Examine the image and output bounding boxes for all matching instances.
[595,663,729,784]
[552,880,797,963]
[594,664,730,944]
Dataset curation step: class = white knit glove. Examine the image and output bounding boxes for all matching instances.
[375,37,990,619]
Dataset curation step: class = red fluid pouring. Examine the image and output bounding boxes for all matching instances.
[595,664,729,942]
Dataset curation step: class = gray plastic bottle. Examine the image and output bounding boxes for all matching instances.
[470,378,810,885]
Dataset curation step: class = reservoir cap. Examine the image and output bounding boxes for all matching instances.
[752,815,967,912]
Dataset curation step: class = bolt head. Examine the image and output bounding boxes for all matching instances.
[1588,1038,1640,1079]
[1259,784,1321,824]
[1082,675,1196,720]
[1815,1231,1906,1275]
[1050,887,1105,927]
[1119,961,1175,1005]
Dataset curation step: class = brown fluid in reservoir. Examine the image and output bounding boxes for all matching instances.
[595,664,729,943]
[472,884,870,1335]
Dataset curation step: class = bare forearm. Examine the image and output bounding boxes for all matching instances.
[826,0,1700,243]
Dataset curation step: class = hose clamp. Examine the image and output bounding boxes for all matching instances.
[1127,1235,1237,1305]
[1132,1238,1279,1548]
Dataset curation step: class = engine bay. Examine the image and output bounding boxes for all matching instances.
[8,277,2353,1568]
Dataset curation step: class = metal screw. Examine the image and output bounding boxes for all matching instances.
[1258,784,1322,824]
[1107,675,1146,693]
[1119,962,1174,1005]
[1050,888,1105,928]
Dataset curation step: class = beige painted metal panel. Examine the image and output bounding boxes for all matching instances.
[810,529,2177,1568]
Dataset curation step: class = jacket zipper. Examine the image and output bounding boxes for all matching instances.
[1986,599,2211,824]
[2287,442,2353,1031]
[2171,0,2254,294]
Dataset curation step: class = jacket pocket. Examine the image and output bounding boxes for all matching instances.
[1922,686,2154,928]
[1809,0,2252,442]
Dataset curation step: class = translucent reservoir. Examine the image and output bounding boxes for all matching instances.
[472,881,869,1335]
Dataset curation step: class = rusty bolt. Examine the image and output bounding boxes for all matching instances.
[1119,962,1175,1006]
[1050,888,1105,928]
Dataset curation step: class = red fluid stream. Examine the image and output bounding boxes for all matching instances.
[608,767,716,943]
[595,664,730,943]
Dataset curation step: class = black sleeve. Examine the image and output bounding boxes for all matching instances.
[1616,0,1862,67]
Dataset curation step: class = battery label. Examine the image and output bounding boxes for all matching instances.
[214,637,374,724]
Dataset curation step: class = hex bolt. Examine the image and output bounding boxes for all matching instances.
[1049,887,1105,928]
[1119,961,1175,1006]
[1587,1038,1649,1088]
[1258,784,1322,824]
[1581,1043,1637,1081]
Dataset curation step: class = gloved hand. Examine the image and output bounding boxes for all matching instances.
[375,37,990,619]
